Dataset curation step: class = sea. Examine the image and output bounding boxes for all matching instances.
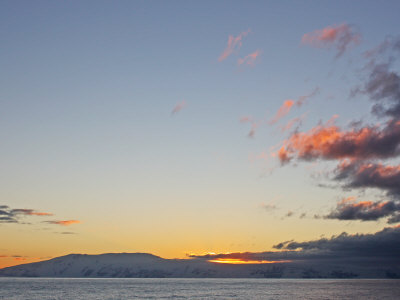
[0,278,399,299]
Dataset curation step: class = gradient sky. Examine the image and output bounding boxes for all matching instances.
[1,0,400,268]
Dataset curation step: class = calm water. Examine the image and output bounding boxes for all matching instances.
[0,278,399,299]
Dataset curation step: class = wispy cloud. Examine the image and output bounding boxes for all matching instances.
[240,116,253,123]
[218,30,250,62]
[269,100,295,124]
[270,88,319,125]
[280,113,307,133]
[0,255,28,261]
[302,23,361,57]
[44,220,81,226]
[0,206,53,224]
[363,36,400,59]
[171,100,186,115]
[238,49,261,66]
[260,203,277,211]
[10,209,53,216]
[239,115,264,138]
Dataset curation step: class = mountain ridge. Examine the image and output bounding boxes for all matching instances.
[0,252,398,279]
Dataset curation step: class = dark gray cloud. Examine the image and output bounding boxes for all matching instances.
[388,214,400,224]
[364,36,400,61]
[0,216,18,223]
[364,63,400,118]
[335,161,400,198]
[325,198,400,223]
[0,205,53,224]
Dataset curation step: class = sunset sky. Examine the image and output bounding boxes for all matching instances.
[1,1,400,268]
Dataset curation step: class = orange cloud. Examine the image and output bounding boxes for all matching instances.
[28,211,53,216]
[13,257,27,261]
[302,23,361,57]
[45,220,81,226]
[238,49,261,66]
[218,30,250,62]
[276,117,400,164]
[270,88,319,125]
[209,258,291,264]
[11,209,53,216]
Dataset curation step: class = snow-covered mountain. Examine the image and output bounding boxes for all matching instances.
[0,253,397,278]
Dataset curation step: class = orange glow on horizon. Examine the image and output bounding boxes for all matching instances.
[208,258,292,264]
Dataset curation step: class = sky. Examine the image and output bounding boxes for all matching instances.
[1,0,400,269]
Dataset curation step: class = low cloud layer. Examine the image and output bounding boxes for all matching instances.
[273,226,400,261]
[190,226,400,268]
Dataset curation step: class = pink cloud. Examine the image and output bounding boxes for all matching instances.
[269,100,295,124]
[218,30,250,62]
[270,88,319,125]
[238,49,261,66]
[171,100,186,115]
[239,116,253,123]
[280,114,307,132]
[302,24,361,57]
